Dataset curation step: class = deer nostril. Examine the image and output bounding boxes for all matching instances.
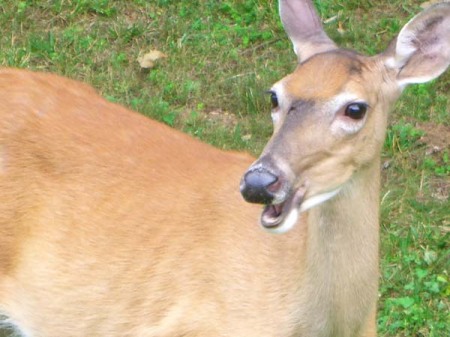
[267,178,283,194]
[241,169,279,204]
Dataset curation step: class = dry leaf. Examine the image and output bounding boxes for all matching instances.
[137,50,167,69]
[337,21,346,35]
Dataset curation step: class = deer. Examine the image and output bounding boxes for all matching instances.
[0,0,449,336]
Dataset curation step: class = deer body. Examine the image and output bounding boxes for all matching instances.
[0,70,378,336]
[0,71,374,337]
[1,1,449,336]
[0,69,374,337]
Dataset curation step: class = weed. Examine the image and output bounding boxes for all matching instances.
[384,122,425,155]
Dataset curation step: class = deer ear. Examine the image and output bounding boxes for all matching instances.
[385,3,450,86]
[279,0,336,63]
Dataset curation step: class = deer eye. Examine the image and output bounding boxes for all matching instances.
[269,91,279,109]
[344,103,367,120]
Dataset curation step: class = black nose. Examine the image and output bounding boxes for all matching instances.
[240,168,279,204]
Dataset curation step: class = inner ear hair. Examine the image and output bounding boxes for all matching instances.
[385,2,450,85]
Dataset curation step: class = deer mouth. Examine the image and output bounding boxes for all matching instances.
[261,185,344,233]
[260,186,306,233]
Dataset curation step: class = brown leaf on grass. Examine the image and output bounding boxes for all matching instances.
[137,50,167,69]
[337,21,346,35]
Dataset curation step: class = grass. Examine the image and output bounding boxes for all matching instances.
[0,0,448,336]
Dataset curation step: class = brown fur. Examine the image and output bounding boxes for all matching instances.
[0,68,309,337]
[0,60,384,337]
[285,51,364,100]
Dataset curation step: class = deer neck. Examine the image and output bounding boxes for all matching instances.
[308,157,381,253]
[298,158,381,335]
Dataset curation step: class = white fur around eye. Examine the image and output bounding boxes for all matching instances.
[271,111,280,124]
[332,116,366,135]
[326,93,368,135]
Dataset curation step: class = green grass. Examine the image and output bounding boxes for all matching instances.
[0,1,449,336]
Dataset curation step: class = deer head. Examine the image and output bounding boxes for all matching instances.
[240,0,450,234]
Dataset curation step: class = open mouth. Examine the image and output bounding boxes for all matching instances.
[260,185,344,233]
[260,187,306,231]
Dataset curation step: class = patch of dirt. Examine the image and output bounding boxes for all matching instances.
[205,109,238,128]
[415,122,449,203]
[179,108,238,128]
[416,175,450,202]
[429,178,449,201]
[416,122,450,155]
